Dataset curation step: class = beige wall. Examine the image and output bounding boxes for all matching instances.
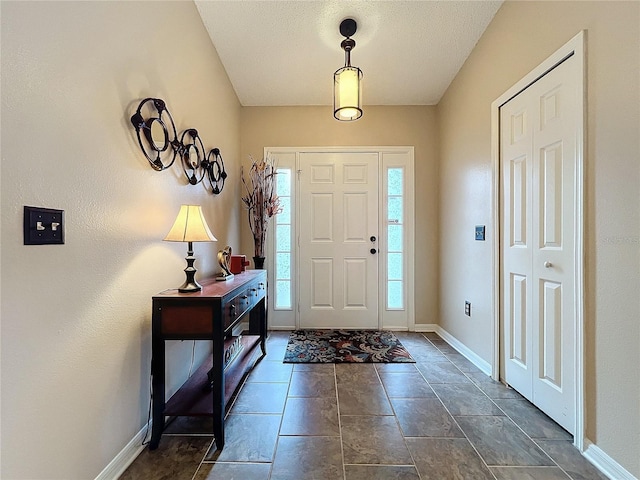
[240,106,440,325]
[438,1,639,476]
[0,1,241,478]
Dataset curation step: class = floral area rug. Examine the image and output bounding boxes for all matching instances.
[283,330,415,363]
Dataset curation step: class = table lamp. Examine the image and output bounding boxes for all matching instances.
[164,205,217,292]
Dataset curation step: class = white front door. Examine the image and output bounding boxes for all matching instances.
[298,152,379,329]
[501,54,579,434]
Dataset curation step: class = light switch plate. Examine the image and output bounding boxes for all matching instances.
[475,225,485,241]
[24,206,65,245]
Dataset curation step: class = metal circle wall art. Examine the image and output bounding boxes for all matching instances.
[180,128,206,185]
[205,148,228,195]
[130,98,180,171]
[129,97,227,195]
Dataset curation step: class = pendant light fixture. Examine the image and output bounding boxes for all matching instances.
[334,18,363,121]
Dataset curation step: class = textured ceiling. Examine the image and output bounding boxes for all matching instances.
[195,1,503,107]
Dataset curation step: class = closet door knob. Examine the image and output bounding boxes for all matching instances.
[544,261,553,268]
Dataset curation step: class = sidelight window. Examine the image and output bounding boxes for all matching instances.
[274,168,293,309]
[386,167,404,309]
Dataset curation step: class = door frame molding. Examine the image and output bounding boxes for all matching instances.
[490,30,586,449]
[264,146,415,332]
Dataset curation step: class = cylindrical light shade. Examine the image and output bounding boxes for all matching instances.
[164,205,217,242]
[334,66,363,121]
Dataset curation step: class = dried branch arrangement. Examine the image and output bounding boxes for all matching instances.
[241,156,282,258]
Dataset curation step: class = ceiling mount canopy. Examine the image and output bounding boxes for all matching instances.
[334,18,363,121]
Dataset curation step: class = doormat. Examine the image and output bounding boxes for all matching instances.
[283,330,415,363]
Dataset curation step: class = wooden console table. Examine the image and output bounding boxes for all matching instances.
[149,269,267,451]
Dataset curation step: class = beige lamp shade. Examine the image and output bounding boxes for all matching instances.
[164,205,217,242]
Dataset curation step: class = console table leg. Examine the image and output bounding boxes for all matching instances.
[150,334,165,450]
[212,335,225,450]
[149,407,164,450]
[254,298,268,356]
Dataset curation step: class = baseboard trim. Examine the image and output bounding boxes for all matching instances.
[413,323,438,332]
[433,326,493,376]
[583,441,637,480]
[95,422,149,480]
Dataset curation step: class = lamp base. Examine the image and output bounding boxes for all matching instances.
[178,279,202,293]
[178,245,202,292]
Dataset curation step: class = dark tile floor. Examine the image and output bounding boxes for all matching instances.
[120,332,607,480]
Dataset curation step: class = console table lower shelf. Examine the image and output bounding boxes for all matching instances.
[164,334,262,417]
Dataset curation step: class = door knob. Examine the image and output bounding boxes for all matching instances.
[370,248,377,254]
[544,261,553,268]
[370,236,377,242]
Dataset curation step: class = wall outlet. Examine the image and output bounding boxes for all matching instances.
[465,301,471,316]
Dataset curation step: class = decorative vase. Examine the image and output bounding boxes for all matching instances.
[253,256,265,269]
